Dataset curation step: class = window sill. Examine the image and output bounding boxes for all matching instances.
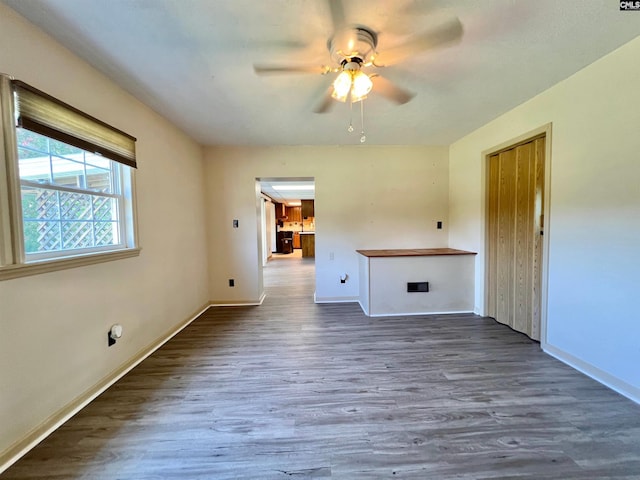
[0,248,141,281]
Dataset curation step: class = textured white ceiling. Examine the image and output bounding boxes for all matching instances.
[4,0,640,146]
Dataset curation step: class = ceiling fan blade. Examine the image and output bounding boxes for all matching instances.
[371,75,415,105]
[314,87,335,114]
[253,64,331,75]
[373,16,463,67]
[327,0,347,31]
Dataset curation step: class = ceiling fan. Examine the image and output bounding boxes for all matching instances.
[253,0,464,114]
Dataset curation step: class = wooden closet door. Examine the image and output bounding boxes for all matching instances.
[487,136,545,340]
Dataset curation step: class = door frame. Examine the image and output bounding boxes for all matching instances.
[256,176,316,297]
[481,123,552,346]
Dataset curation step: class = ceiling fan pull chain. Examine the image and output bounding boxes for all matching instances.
[347,99,354,133]
[360,99,366,143]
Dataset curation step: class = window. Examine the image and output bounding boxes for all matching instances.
[0,76,139,280]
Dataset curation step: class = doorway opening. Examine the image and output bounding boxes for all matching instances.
[258,177,316,297]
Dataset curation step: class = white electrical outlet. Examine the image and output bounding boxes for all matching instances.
[329,252,334,260]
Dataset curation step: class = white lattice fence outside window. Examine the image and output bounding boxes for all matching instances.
[18,129,124,258]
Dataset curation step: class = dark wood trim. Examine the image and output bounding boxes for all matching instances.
[357,248,477,257]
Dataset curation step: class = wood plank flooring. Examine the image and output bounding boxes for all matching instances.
[3,256,640,479]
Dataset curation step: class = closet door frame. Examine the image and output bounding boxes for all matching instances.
[482,123,553,345]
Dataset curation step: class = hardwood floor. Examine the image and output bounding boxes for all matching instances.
[3,257,640,479]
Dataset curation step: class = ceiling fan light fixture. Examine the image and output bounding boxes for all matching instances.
[350,71,373,102]
[329,27,378,65]
[331,70,352,102]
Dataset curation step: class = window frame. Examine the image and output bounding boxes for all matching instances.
[0,75,140,281]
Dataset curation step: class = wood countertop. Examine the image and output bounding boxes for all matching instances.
[356,248,477,257]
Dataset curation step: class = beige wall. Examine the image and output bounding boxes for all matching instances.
[0,4,209,460]
[449,36,640,401]
[204,145,450,303]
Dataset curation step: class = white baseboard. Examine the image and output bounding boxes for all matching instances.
[314,294,359,304]
[366,310,475,318]
[544,344,640,405]
[0,302,211,475]
[209,292,266,307]
[358,300,369,316]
